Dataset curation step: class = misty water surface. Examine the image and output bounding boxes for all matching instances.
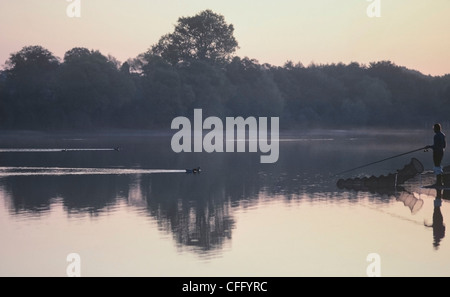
[0,129,449,276]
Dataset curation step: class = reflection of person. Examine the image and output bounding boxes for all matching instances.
[426,124,446,186]
[431,190,445,249]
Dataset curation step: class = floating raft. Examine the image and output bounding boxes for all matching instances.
[337,158,425,190]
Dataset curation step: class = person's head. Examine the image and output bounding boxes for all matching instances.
[434,123,442,133]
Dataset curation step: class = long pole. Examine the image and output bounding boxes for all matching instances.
[335,146,427,176]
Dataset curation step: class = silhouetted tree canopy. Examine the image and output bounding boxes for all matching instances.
[5,45,60,74]
[150,10,238,66]
[1,10,450,131]
[2,46,60,128]
[56,47,135,128]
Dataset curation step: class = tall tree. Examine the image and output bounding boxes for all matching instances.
[5,45,60,75]
[57,47,135,128]
[3,45,60,128]
[150,10,238,66]
[226,57,284,117]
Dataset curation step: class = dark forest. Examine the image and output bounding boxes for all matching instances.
[1,10,449,131]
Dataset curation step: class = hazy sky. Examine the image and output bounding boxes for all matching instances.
[0,0,449,76]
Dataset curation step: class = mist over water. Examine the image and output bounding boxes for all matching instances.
[0,130,449,277]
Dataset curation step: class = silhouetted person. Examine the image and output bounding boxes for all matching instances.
[432,190,445,249]
[426,124,446,186]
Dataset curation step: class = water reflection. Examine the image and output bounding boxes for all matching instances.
[426,189,446,250]
[3,175,125,216]
[138,173,235,255]
[0,171,238,255]
[0,166,433,257]
[0,131,444,260]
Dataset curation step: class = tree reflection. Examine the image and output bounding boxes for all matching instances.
[2,175,128,217]
[0,132,442,257]
[137,173,236,255]
[0,170,239,255]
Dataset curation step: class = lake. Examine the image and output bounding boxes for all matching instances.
[0,129,449,277]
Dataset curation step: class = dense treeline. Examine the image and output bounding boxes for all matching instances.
[1,10,449,131]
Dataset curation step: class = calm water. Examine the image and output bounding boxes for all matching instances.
[0,129,449,277]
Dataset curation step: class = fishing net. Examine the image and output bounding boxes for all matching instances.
[396,192,424,214]
[396,157,424,184]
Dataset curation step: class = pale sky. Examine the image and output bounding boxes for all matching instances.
[0,0,449,76]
